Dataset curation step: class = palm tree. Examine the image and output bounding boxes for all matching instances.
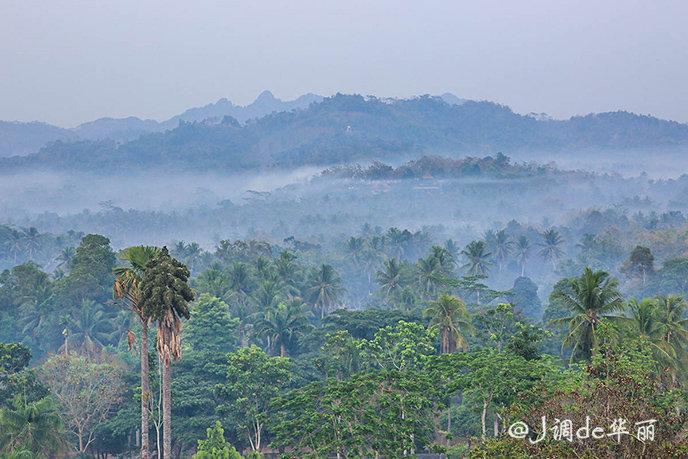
[255,298,311,356]
[308,264,344,320]
[113,245,160,459]
[550,268,625,361]
[416,256,442,298]
[539,229,564,270]
[22,228,41,260]
[461,240,492,276]
[139,247,194,459]
[55,247,76,271]
[345,237,365,266]
[430,245,455,274]
[628,298,674,371]
[0,396,65,457]
[376,258,405,303]
[424,294,472,353]
[4,230,24,263]
[274,251,300,295]
[492,230,512,272]
[515,236,531,276]
[227,262,255,346]
[655,295,688,383]
[60,300,116,356]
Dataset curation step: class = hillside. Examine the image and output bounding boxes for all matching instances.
[0,91,323,157]
[3,94,688,171]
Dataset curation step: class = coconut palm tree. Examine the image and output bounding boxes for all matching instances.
[539,229,564,270]
[255,298,311,357]
[655,295,688,383]
[55,247,76,271]
[307,264,344,320]
[461,240,492,276]
[22,228,41,260]
[0,396,65,457]
[227,262,255,346]
[345,236,365,266]
[424,294,472,353]
[139,247,194,459]
[515,235,531,276]
[416,256,442,298]
[628,298,674,371]
[492,230,512,272]
[431,245,455,274]
[376,258,405,303]
[4,230,24,263]
[113,245,160,459]
[550,268,625,361]
[59,300,116,356]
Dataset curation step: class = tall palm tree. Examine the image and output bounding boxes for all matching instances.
[22,228,41,260]
[274,251,300,296]
[539,229,564,270]
[430,245,455,274]
[515,235,531,276]
[655,295,688,383]
[461,240,492,276]
[416,256,442,298]
[255,298,311,356]
[492,230,512,272]
[376,258,404,303]
[113,245,161,459]
[5,230,24,263]
[550,268,625,361]
[345,237,365,266]
[308,264,344,320]
[139,247,194,459]
[227,262,255,346]
[0,396,65,457]
[424,294,472,353]
[628,298,674,371]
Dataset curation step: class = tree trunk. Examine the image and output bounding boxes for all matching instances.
[280,343,287,357]
[441,328,449,354]
[162,349,172,459]
[493,414,499,437]
[481,399,488,439]
[140,318,150,459]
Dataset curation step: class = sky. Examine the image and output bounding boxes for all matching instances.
[2,0,687,127]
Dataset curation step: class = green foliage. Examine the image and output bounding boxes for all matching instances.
[357,320,436,371]
[193,421,242,459]
[185,294,239,355]
[216,346,291,451]
[270,370,436,458]
[139,247,194,324]
[0,396,66,457]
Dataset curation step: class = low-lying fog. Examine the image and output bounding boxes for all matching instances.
[3,148,688,249]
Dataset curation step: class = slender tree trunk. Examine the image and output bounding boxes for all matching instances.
[481,398,489,439]
[140,318,150,459]
[162,350,172,459]
[280,343,287,357]
[493,415,499,437]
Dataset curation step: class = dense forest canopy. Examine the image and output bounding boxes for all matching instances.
[2,95,688,458]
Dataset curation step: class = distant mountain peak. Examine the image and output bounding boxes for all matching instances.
[254,90,279,104]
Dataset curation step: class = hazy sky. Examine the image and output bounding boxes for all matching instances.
[2,0,687,126]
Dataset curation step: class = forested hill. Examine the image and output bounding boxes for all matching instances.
[3,94,688,172]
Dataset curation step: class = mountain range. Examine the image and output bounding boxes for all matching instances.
[0,90,325,157]
[2,93,687,172]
